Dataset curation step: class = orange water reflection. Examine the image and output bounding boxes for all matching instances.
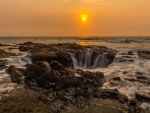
[78,42,88,46]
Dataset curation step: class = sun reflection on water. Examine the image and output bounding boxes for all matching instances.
[78,41,88,46]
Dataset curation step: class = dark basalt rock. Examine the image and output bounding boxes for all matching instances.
[112,77,121,81]
[138,50,150,59]
[31,51,73,68]
[0,60,5,67]
[25,61,50,81]
[50,60,65,70]
[129,99,137,106]
[22,43,117,68]
[19,46,31,52]
[0,49,16,58]
[136,72,143,75]
[128,51,134,55]
[7,65,24,84]
[135,93,150,102]
[23,61,107,111]
[0,60,7,69]
[137,75,147,80]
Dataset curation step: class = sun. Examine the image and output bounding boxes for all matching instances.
[81,14,87,22]
[82,17,87,21]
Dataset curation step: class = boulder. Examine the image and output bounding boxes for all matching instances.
[25,61,50,80]
[7,65,24,84]
[31,51,73,68]
[19,46,31,51]
[50,60,65,70]
[0,49,16,58]
[128,51,134,55]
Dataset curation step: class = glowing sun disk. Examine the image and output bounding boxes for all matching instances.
[82,17,86,21]
[80,14,87,22]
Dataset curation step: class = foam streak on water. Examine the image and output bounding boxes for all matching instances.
[0,55,32,81]
[90,52,150,109]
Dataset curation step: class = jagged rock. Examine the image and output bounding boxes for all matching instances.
[136,72,143,75]
[128,51,134,55]
[129,99,137,106]
[34,61,51,72]
[112,77,121,81]
[138,51,150,59]
[36,70,58,89]
[135,93,150,102]
[19,46,31,51]
[97,89,128,103]
[7,65,24,84]
[23,61,107,111]
[0,60,5,67]
[0,49,16,58]
[50,60,65,70]
[31,51,72,68]
[137,75,147,80]
[25,61,50,81]
[25,43,117,69]
[100,89,119,100]
[119,93,128,103]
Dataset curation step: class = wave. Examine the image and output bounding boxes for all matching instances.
[107,38,150,43]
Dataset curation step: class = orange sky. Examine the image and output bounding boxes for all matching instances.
[0,0,150,36]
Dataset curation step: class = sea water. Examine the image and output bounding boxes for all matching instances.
[0,36,150,109]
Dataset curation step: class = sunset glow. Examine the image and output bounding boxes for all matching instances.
[81,14,87,22]
[0,0,150,36]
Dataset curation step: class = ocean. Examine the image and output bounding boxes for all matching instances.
[0,36,150,111]
[1,36,150,51]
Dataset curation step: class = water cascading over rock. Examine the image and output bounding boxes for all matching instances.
[71,48,114,69]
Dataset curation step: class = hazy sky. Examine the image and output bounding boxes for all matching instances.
[0,0,150,36]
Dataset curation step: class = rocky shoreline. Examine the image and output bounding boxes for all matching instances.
[0,42,150,113]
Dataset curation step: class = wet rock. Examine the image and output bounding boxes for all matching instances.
[138,51,150,59]
[137,75,147,80]
[135,93,150,102]
[123,71,128,74]
[0,49,16,58]
[27,43,117,68]
[36,70,58,89]
[0,60,7,69]
[50,60,65,70]
[35,61,51,72]
[129,99,137,106]
[19,46,31,52]
[128,51,134,55]
[119,93,128,104]
[99,89,119,100]
[25,61,50,81]
[7,65,24,84]
[136,72,143,75]
[23,61,106,111]
[0,60,5,67]
[31,51,72,68]
[112,77,121,81]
